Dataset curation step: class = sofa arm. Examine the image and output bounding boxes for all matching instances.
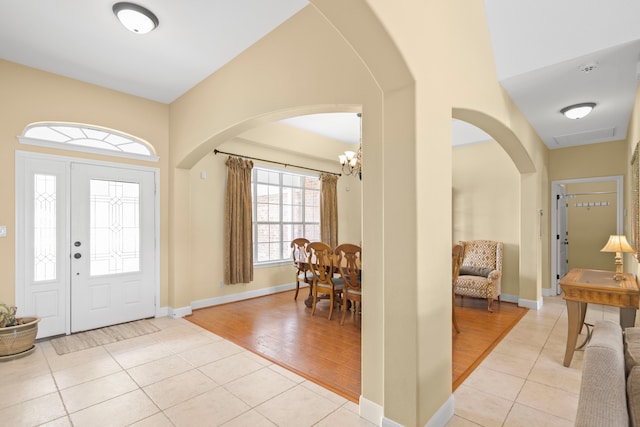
[575,320,628,427]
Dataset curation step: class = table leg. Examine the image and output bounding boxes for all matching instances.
[563,300,587,367]
[621,307,637,329]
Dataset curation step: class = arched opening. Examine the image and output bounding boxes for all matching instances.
[451,115,526,303]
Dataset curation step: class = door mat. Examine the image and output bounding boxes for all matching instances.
[49,319,159,355]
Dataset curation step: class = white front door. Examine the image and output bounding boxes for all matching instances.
[70,163,156,332]
[16,152,158,337]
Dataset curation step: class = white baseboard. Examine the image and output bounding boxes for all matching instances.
[423,394,454,427]
[359,393,454,427]
[381,416,405,427]
[541,287,560,297]
[191,282,303,310]
[162,283,305,319]
[360,396,384,426]
[169,306,192,318]
[498,293,543,310]
[517,297,543,310]
[499,293,518,303]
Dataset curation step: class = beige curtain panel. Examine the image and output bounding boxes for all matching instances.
[224,156,254,284]
[320,173,339,248]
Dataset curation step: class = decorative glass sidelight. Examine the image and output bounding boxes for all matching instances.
[89,179,140,276]
[34,174,57,281]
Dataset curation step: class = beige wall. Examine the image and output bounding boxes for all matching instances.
[1,1,600,425]
[169,1,553,425]
[188,126,362,304]
[0,59,170,306]
[566,181,618,271]
[549,140,627,181]
[626,83,640,276]
[356,1,549,423]
[453,141,520,299]
[548,141,628,278]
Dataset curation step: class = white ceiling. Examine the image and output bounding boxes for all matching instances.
[281,113,361,145]
[2,1,640,150]
[0,0,308,103]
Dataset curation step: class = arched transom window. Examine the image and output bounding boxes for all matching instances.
[18,122,158,161]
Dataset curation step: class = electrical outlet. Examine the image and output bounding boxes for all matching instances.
[0,226,6,238]
[218,280,224,288]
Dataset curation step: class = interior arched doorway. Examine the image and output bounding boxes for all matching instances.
[451,118,521,303]
[452,108,544,310]
[167,1,416,425]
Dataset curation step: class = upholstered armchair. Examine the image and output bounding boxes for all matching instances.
[454,240,503,312]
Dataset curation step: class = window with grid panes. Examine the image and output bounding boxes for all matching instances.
[252,167,320,265]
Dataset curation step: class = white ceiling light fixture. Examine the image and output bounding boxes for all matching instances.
[560,102,596,120]
[112,2,159,34]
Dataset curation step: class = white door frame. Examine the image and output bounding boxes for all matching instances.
[550,175,623,295]
[15,150,160,337]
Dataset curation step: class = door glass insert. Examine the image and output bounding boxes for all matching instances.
[90,179,140,276]
[34,174,57,281]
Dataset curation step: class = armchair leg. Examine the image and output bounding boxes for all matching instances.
[487,298,494,313]
[294,279,300,300]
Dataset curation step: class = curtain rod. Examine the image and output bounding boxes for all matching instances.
[213,149,341,176]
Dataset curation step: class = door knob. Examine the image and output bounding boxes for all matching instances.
[74,253,81,259]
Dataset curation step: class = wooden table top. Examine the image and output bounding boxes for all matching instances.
[559,268,639,308]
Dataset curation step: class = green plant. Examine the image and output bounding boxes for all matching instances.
[0,304,24,328]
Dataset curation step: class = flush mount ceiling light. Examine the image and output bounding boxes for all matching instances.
[560,102,596,120]
[113,2,158,34]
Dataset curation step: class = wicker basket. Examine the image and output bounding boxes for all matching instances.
[0,317,39,357]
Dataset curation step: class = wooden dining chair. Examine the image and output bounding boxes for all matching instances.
[291,238,313,300]
[452,243,464,333]
[307,241,344,320]
[335,243,362,325]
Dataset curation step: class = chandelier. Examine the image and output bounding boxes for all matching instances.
[338,113,362,179]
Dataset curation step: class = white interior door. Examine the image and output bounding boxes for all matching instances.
[70,163,156,332]
[557,189,569,285]
[16,152,158,338]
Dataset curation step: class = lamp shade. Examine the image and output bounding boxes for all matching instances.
[601,235,635,253]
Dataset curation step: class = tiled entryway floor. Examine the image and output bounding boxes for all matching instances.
[0,295,614,426]
[448,295,619,426]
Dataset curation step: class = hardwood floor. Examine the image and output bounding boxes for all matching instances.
[452,295,528,390]
[186,289,527,402]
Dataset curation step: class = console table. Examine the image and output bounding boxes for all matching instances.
[559,268,639,367]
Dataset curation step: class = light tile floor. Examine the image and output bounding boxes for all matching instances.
[448,294,620,427]
[0,295,613,426]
